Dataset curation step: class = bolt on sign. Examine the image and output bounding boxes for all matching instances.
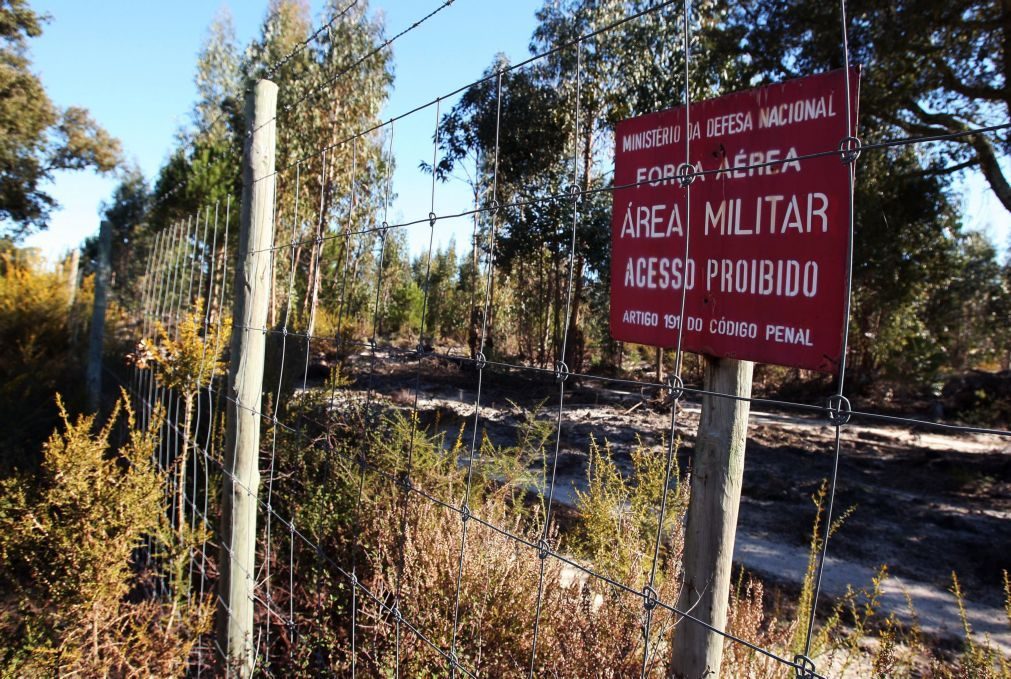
[609,68,860,373]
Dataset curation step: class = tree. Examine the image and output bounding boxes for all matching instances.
[433,0,749,370]
[725,0,1009,384]
[241,0,393,335]
[731,0,1010,213]
[927,232,1011,371]
[146,1,394,341]
[151,9,243,226]
[0,0,121,238]
[81,166,150,307]
[845,146,963,384]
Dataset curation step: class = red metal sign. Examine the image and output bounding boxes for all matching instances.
[609,68,860,373]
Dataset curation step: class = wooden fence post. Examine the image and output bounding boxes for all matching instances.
[85,219,112,413]
[670,356,754,678]
[218,78,277,676]
[66,248,80,309]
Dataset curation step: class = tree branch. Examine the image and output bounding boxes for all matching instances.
[894,101,1011,215]
[968,129,1011,213]
[908,159,976,178]
[934,58,1006,104]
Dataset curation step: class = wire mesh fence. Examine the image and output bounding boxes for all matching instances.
[110,0,1011,676]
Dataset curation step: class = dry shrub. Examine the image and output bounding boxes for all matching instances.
[913,571,1011,678]
[722,508,1011,678]
[261,392,1011,677]
[349,446,683,678]
[262,399,688,677]
[722,573,793,678]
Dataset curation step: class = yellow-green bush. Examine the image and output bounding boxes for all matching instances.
[0,393,211,677]
[0,245,93,472]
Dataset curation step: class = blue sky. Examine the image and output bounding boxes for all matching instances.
[18,0,1011,261]
[23,0,543,260]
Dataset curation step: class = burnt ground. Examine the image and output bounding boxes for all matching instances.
[305,345,1011,652]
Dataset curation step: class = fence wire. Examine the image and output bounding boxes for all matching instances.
[114,1,1011,677]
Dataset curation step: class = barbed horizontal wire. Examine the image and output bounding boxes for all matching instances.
[264,0,361,79]
[271,0,458,125]
[255,0,1007,188]
[247,121,1011,257]
[152,0,1008,246]
[257,0,683,175]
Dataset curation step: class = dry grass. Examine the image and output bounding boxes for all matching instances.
[249,389,1011,677]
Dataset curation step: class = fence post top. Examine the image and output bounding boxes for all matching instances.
[254,78,278,96]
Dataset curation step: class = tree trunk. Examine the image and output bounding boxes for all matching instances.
[564,255,586,374]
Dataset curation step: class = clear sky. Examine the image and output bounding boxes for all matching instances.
[18,0,1011,261]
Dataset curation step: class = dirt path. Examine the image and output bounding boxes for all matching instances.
[735,530,1011,655]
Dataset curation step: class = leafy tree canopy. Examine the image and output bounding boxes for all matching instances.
[0,0,121,238]
[730,0,1011,213]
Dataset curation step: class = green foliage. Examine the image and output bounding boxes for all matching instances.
[243,0,392,337]
[383,278,422,336]
[420,0,1011,386]
[575,434,685,584]
[870,570,1011,678]
[419,239,467,340]
[136,298,230,530]
[151,9,242,225]
[0,393,212,676]
[0,0,121,238]
[137,299,230,395]
[934,572,1011,677]
[927,232,1011,371]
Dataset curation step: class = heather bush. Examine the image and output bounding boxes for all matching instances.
[253,390,689,676]
[171,369,1011,677]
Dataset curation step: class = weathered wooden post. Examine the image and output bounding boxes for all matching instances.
[670,356,753,678]
[66,248,80,309]
[85,219,112,413]
[218,78,277,676]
